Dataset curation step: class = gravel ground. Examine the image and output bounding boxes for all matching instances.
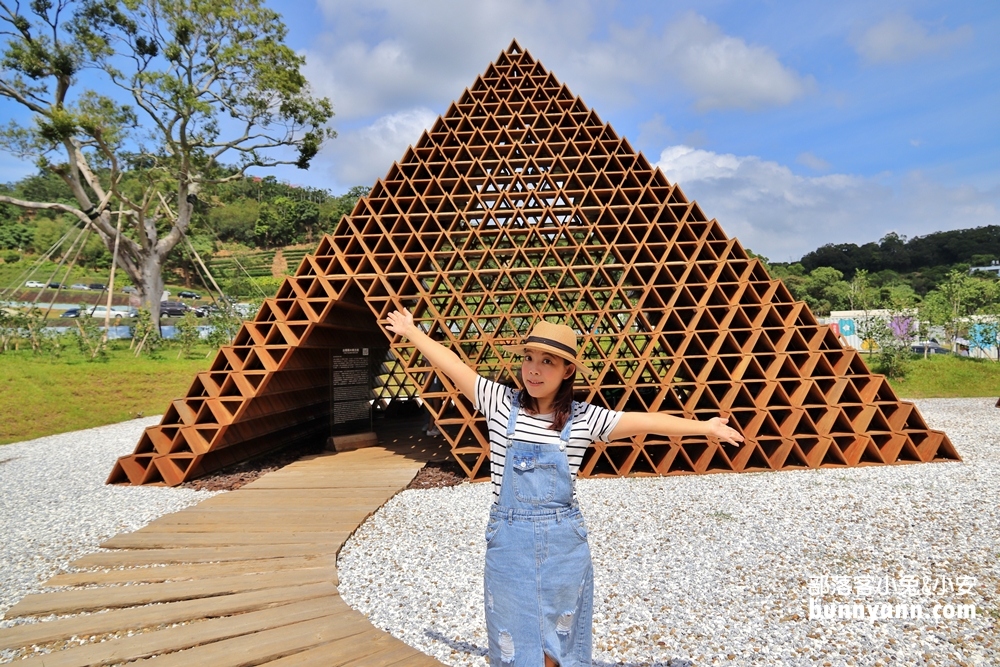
[338,398,1000,667]
[0,417,220,624]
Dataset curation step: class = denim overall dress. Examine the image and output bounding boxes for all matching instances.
[484,393,594,666]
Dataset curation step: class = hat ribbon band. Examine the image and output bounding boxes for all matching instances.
[524,335,576,357]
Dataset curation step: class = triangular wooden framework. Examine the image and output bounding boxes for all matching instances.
[108,40,959,486]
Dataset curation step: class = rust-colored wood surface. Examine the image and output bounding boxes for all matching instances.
[0,444,444,666]
[109,39,958,487]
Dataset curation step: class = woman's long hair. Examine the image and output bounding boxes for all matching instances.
[516,364,577,432]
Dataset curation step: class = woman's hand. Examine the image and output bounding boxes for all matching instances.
[383,306,480,401]
[385,308,417,339]
[707,417,744,447]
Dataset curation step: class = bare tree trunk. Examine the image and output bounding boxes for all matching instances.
[141,255,165,324]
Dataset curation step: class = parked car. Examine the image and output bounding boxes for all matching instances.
[88,283,107,291]
[70,283,90,290]
[159,301,191,317]
[177,290,200,299]
[911,342,949,355]
[25,280,45,288]
[121,285,137,294]
[60,307,82,318]
[48,282,62,289]
[195,303,221,316]
[88,305,136,319]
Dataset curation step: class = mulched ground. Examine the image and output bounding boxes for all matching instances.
[404,459,468,490]
[180,442,469,492]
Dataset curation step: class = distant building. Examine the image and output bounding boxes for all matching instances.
[968,260,1000,277]
[821,309,919,351]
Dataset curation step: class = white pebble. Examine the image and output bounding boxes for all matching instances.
[0,417,220,629]
[338,398,1000,666]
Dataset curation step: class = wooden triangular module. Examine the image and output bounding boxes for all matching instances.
[108,39,958,486]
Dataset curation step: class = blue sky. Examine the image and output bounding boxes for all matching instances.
[3,1,998,261]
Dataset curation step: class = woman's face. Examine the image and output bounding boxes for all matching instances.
[521,348,575,401]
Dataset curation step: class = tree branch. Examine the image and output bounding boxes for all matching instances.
[0,195,90,223]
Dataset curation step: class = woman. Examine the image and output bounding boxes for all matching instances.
[385,309,743,667]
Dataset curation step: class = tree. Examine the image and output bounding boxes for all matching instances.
[319,185,370,233]
[919,270,991,354]
[0,201,33,248]
[254,195,318,248]
[799,266,850,315]
[847,269,878,311]
[0,0,333,321]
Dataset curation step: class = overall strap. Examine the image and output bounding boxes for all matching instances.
[506,389,520,439]
[559,401,581,444]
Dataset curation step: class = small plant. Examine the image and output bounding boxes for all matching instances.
[0,308,17,352]
[131,308,163,357]
[18,307,59,356]
[74,314,108,361]
[174,310,202,359]
[870,313,916,379]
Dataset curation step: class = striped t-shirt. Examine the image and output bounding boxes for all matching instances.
[475,376,624,502]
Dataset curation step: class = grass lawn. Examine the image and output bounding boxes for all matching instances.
[0,344,213,445]
[885,354,1000,399]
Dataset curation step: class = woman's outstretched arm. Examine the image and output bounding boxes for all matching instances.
[609,411,744,446]
[385,308,480,401]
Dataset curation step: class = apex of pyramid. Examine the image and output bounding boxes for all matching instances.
[505,38,523,55]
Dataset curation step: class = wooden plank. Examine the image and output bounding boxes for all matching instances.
[0,582,338,652]
[258,631,429,667]
[129,521,361,536]
[151,504,380,514]
[118,524,361,535]
[73,543,337,568]
[242,478,414,490]
[238,481,414,489]
[299,448,408,461]
[100,531,350,549]
[146,512,371,528]
[131,602,374,666]
[241,471,417,484]
[195,497,396,510]
[342,642,442,667]
[200,500,395,510]
[239,474,417,486]
[196,490,400,504]
[47,555,335,587]
[9,597,344,667]
[7,567,336,617]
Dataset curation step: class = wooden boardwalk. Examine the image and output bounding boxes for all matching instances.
[0,438,451,666]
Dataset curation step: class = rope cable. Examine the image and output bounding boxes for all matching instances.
[1,224,78,301]
[43,225,93,321]
[31,222,90,308]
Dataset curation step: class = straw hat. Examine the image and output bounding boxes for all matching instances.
[504,321,582,367]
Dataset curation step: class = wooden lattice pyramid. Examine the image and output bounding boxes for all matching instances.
[108,39,959,486]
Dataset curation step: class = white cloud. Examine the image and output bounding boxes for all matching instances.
[306,0,593,121]
[655,145,1000,261]
[796,152,831,171]
[321,107,438,187]
[852,14,973,64]
[303,3,812,121]
[661,12,815,111]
